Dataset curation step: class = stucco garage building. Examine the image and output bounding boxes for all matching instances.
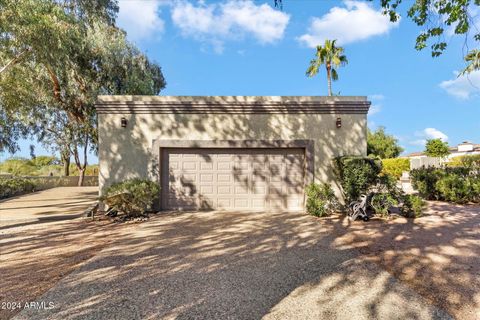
[96,96,370,211]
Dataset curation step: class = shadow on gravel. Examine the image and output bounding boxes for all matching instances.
[12,204,479,320]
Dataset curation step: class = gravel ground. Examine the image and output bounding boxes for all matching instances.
[13,210,452,320]
[329,201,480,320]
[0,218,134,320]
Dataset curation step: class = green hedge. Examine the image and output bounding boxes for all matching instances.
[410,166,480,203]
[334,156,382,203]
[0,178,37,199]
[381,158,410,179]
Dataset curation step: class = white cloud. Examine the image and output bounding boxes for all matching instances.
[368,94,385,115]
[171,0,289,53]
[370,94,385,100]
[411,139,427,147]
[117,0,165,42]
[424,128,448,141]
[410,128,448,146]
[368,104,382,115]
[298,1,399,47]
[439,70,480,100]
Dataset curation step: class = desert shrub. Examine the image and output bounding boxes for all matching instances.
[401,195,426,218]
[381,158,410,179]
[305,183,338,217]
[101,178,160,217]
[0,177,37,199]
[410,166,444,200]
[334,156,382,203]
[370,193,398,217]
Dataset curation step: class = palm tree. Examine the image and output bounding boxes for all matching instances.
[306,39,348,96]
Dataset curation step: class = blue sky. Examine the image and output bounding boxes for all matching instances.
[4,0,479,163]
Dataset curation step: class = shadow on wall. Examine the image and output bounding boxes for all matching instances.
[98,98,366,203]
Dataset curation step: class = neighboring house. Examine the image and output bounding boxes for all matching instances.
[406,141,480,160]
[96,96,370,211]
[406,141,480,170]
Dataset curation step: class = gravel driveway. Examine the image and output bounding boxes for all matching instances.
[14,210,450,320]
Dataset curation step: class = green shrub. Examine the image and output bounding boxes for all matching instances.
[370,193,398,217]
[410,166,444,200]
[0,177,37,199]
[305,183,338,217]
[381,158,410,179]
[435,174,476,204]
[401,195,426,218]
[334,156,382,203]
[471,178,480,202]
[101,178,160,217]
[411,165,480,203]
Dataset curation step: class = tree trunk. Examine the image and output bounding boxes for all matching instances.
[62,154,70,176]
[326,64,332,96]
[77,168,85,186]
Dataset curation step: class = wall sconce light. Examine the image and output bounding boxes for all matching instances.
[121,117,127,128]
[336,117,342,128]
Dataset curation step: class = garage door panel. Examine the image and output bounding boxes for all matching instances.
[234,198,250,208]
[217,198,230,208]
[217,162,232,170]
[200,162,214,170]
[163,148,305,211]
[199,173,214,182]
[217,174,232,183]
[217,185,233,194]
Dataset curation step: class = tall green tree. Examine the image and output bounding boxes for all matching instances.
[306,39,348,96]
[425,139,450,158]
[0,0,166,184]
[367,126,404,159]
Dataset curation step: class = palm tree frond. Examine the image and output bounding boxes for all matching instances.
[331,68,339,81]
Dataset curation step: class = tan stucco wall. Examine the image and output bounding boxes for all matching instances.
[98,99,368,201]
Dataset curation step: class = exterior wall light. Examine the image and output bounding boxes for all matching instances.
[336,117,342,128]
[121,117,127,128]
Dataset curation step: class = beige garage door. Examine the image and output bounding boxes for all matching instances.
[161,148,305,211]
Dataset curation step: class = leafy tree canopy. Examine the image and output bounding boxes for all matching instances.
[424,138,450,157]
[0,0,166,183]
[367,126,404,159]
